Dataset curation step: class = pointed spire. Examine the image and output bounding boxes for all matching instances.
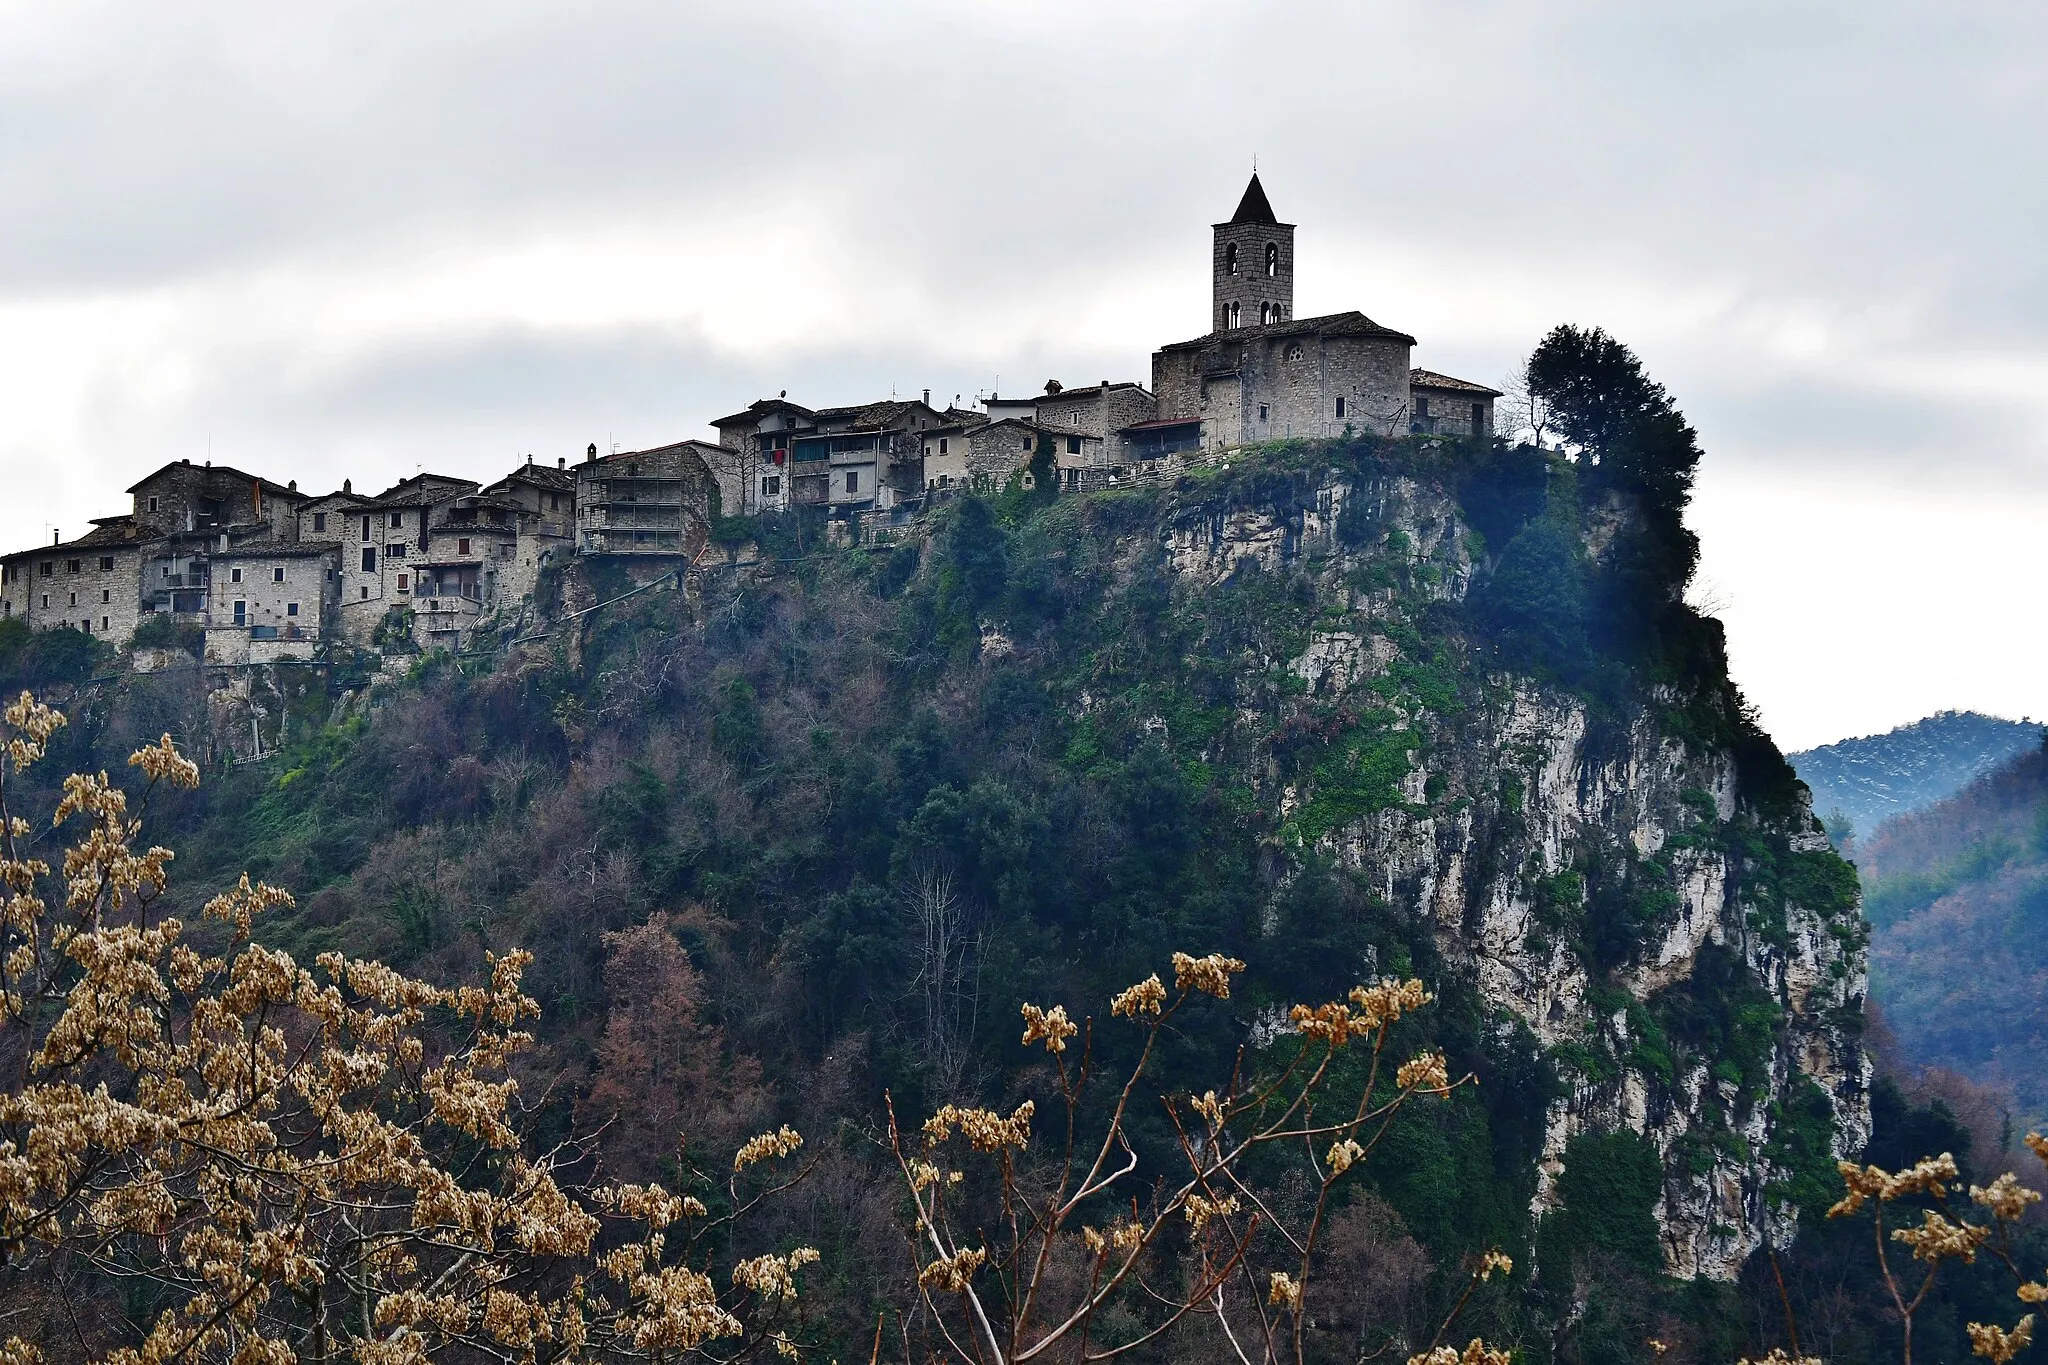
[1229,172,1277,226]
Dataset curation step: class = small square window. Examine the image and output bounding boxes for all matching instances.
[272,566,285,583]
[148,497,159,513]
[312,512,326,533]
[99,556,114,571]
[287,602,299,617]
[396,574,408,592]
[458,538,471,555]
[390,511,403,528]
[230,567,242,583]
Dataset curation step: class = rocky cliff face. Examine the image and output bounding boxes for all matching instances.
[1155,464,1869,1280]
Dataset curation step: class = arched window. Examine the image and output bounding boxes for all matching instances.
[1259,303,1272,326]
[1265,243,1279,276]
[1284,342,1304,361]
[1225,243,1238,275]
[1227,301,1241,329]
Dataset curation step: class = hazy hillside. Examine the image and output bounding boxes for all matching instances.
[1791,710,2042,841]
[1860,745,2048,1122]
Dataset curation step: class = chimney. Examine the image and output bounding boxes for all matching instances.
[586,443,597,463]
[557,456,566,470]
[923,388,930,405]
[52,529,60,545]
[527,452,534,466]
[343,479,352,494]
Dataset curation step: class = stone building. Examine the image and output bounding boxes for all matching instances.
[296,483,369,543]
[128,459,306,543]
[790,400,945,515]
[1030,380,1158,471]
[0,519,152,641]
[479,459,576,605]
[1408,369,1501,438]
[335,473,480,645]
[709,400,818,517]
[1147,175,1497,454]
[202,542,341,664]
[575,442,717,556]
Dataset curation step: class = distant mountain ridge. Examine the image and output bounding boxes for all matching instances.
[1791,711,2043,840]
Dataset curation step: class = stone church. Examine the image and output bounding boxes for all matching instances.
[1145,174,1498,452]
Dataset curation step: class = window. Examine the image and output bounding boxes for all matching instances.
[38,562,51,577]
[148,497,159,513]
[101,589,110,603]
[627,462,639,476]
[287,602,299,617]
[1021,436,1031,451]
[81,619,89,634]
[360,586,369,600]
[1258,404,1269,422]
[362,547,377,573]
[99,556,114,571]
[845,470,859,493]
[458,538,471,556]
[361,516,372,539]
[100,616,108,632]
[387,543,405,558]
[939,437,949,454]
[397,574,409,592]
[40,595,47,609]
[547,493,557,511]
[390,511,404,528]
[1414,396,1430,419]
[761,475,781,495]
[1472,403,1485,435]
[161,565,170,579]
[1336,397,1346,419]
[1285,342,1303,361]
[1227,301,1241,329]
[1067,435,1081,455]
[230,567,242,584]
[1260,303,1273,325]
[312,512,327,532]
[1265,242,1278,276]
[67,592,76,607]
[66,559,79,574]
[232,601,247,626]
[1225,242,1238,275]
[938,474,951,488]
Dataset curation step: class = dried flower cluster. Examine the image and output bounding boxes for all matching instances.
[1170,951,1245,999]
[923,1101,1034,1152]
[0,693,815,1365]
[1969,1316,2035,1365]
[1110,972,1166,1017]
[733,1124,805,1170]
[1407,1338,1511,1365]
[1736,1351,1822,1365]
[1019,1002,1077,1053]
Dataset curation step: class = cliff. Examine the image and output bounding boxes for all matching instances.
[1142,453,1867,1278]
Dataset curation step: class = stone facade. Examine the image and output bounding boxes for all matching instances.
[335,474,480,646]
[575,443,716,556]
[710,400,818,516]
[1031,381,1158,468]
[1,520,150,642]
[1409,369,1502,439]
[202,543,340,664]
[128,460,305,542]
[1153,312,1416,449]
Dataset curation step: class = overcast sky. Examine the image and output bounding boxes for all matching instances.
[2,0,2042,750]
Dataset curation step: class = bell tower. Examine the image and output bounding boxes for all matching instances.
[1213,172,1294,332]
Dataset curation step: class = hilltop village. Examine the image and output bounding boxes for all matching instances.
[1,176,1500,664]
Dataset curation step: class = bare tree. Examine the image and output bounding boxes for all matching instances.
[886,953,1516,1365]
[903,862,980,1096]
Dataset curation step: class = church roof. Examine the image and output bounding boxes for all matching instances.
[1225,173,1279,226]
[1154,310,1417,355]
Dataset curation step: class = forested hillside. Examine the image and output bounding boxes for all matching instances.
[2,329,2033,1365]
[1791,712,2042,843]
[1859,743,2048,1123]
